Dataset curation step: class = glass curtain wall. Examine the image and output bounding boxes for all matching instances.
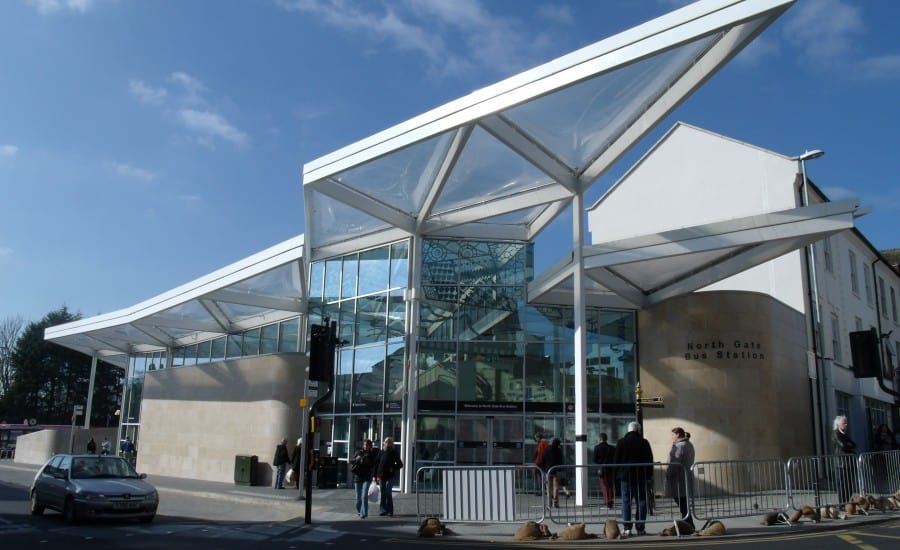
[416,238,636,468]
[307,241,410,469]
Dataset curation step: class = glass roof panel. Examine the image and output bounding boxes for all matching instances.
[470,204,549,226]
[308,192,392,247]
[333,131,456,216]
[432,125,556,214]
[503,33,719,170]
[216,302,270,321]
[230,263,303,298]
[152,300,216,325]
[601,246,742,290]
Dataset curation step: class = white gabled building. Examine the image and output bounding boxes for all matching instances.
[587,122,899,460]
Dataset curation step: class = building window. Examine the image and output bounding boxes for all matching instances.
[830,313,841,364]
[891,286,898,322]
[835,391,852,421]
[864,265,874,306]
[823,237,834,273]
[879,277,888,318]
[849,250,859,295]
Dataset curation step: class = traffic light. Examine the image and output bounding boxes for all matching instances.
[849,328,881,379]
[308,320,336,382]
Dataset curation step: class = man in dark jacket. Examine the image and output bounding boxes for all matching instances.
[593,433,615,507]
[376,437,403,516]
[272,438,290,489]
[614,422,653,537]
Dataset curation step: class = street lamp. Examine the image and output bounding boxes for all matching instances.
[792,149,826,455]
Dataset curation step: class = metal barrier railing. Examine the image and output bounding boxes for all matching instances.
[858,450,900,498]
[691,459,790,523]
[787,454,857,509]
[415,453,900,526]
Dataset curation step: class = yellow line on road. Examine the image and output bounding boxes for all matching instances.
[837,533,879,550]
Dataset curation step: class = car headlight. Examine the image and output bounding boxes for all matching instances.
[76,491,106,501]
[144,491,159,502]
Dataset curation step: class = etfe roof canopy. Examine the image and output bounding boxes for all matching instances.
[44,0,805,366]
[44,236,306,368]
[302,0,796,260]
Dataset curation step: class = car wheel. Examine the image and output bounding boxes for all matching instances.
[30,490,44,515]
[63,498,79,524]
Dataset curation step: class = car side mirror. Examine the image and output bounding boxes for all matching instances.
[139,473,147,479]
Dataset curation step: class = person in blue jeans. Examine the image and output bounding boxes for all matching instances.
[272,438,290,489]
[376,437,404,516]
[614,422,653,537]
[351,439,378,518]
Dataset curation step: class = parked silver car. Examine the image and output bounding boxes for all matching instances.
[30,454,158,523]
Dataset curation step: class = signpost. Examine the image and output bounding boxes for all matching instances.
[69,405,84,453]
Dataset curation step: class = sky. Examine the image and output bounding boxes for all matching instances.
[1,0,898,326]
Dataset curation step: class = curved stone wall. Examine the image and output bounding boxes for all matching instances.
[638,291,813,463]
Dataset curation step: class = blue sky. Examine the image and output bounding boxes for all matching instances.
[1,0,898,324]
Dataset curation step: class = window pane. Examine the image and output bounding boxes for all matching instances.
[418,341,457,408]
[387,290,406,341]
[422,240,458,284]
[211,337,226,362]
[358,246,389,296]
[339,300,356,347]
[278,318,299,352]
[421,286,458,340]
[243,328,261,357]
[458,286,523,341]
[309,261,325,300]
[196,340,211,364]
[356,294,387,345]
[386,343,405,409]
[390,241,409,288]
[342,253,359,299]
[324,259,342,302]
[226,334,242,359]
[260,324,278,354]
[457,342,522,405]
[334,349,353,412]
[352,345,384,408]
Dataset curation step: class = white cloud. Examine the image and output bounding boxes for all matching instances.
[0,145,19,157]
[105,161,156,182]
[536,4,574,25]
[178,109,249,147]
[782,0,864,67]
[277,0,562,79]
[168,72,207,105]
[858,54,900,80]
[27,0,98,15]
[821,186,857,201]
[128,79,167,105]
[734,35,780,66]
[0,246,12,257]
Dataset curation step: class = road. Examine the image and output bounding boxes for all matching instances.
[3,466,900,548]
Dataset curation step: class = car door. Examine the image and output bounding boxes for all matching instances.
[33,455,61,510]
[45,455,71,510]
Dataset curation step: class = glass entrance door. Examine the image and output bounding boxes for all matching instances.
[456,416,523,465]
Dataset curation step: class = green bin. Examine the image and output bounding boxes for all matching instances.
[234,454,258,486]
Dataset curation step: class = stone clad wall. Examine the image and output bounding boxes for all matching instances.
[139,353,307,484]
[639,291,812,462]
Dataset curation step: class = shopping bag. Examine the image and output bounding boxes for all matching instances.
[285,468,294,484]
[368,481,380,502]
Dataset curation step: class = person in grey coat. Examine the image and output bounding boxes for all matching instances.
[665,426,695,527]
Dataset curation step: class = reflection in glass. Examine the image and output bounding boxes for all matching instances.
[334,349,353,411]
[243,328,260,357]
[358,247,389,296]
[342,253,358,299]
[260,324,278,355]
[279,318,300,352]
[211,337,226,362]
[390,241,409,288]
[457,342,523,403]
[356,294,387,345]
[352,345,385,406]
[386,343,405,405]
[226,334,242,360]
[417,341,457,404]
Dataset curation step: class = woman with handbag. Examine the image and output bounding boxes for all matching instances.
[351,439,378,518]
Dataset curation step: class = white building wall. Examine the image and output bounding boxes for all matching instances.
[588,123,807,313]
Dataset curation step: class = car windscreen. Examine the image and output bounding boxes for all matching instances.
[70,457,138,479]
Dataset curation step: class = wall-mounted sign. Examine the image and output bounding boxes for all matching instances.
[684,339,766,361]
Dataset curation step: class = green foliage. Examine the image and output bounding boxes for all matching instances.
[0,307,124,426]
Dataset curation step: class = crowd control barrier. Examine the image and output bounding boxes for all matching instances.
[691,459,790,524]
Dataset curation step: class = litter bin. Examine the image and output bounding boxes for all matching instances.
[317,456,339,489]
[234,454,258,486]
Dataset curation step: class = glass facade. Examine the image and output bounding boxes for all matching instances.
[311,237,637,469]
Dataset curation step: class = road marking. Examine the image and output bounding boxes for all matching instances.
[837,533,878,550]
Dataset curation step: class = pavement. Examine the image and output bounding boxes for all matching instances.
[2,459,899,542]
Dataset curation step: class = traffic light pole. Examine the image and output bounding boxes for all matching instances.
[304,318,338,524]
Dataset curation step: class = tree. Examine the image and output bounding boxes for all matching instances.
[0,315,23,397]
[0,307,124,426]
